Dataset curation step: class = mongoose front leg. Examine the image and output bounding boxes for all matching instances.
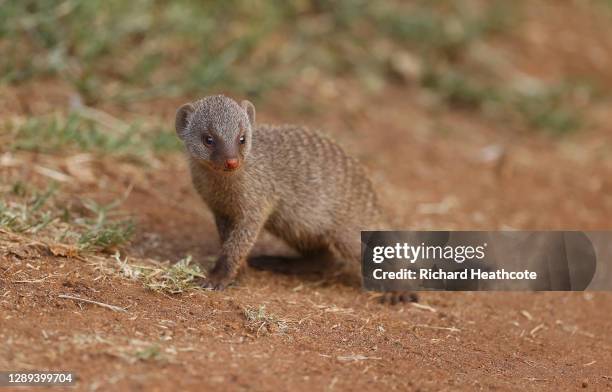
[202,212,268,290]
[214,213,232,243]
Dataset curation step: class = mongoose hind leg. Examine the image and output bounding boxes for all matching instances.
[331,231,419,304]
[329,231,362,273]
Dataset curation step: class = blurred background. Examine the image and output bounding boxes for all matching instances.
[2,0,611,129]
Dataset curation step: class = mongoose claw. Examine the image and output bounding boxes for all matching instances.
[199,258,235,290]
[200,280,226,291]
[198,273,231,290]
[379,291,419,305]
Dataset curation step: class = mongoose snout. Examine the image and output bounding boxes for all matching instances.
[175,94,415,303]
[224,158,240,170]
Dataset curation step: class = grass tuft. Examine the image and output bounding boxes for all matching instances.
[513,89,583,135]
[111,253,207,294]
[0,185,58,233]
[140,256,207,294]
[78,220,135,252]
[7,111,181,158]
[243,305,290,336]
[422,69,500,109]
[0,182,134,251]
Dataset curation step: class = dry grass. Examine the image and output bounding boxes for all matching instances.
[243,305,290,336]
[111,253,208,294]
[5,110,181,159]
[0,182,134,251]
[58,294,128,313]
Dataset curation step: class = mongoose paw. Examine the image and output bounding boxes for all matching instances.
[200,279,227,291]
[379,291,419,305]
[200,261,235,291]
[199,273,234,291]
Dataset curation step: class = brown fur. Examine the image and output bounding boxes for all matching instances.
[176,95,384,290]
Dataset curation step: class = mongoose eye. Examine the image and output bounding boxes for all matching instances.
[204,135,214,146]
[239,135,246,145]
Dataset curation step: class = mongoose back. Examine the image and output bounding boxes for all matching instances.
[175,94,385,291]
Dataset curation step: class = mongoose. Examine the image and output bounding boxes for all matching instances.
[176,94,415,303]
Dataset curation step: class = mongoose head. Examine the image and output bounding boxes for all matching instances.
[175,95,256,172]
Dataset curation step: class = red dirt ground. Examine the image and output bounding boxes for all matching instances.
[1,85,612,391]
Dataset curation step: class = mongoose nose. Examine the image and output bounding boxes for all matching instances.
[225,158,240,170]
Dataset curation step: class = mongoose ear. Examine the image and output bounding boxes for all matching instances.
[241,100,256,126]
[175,103,195,140]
